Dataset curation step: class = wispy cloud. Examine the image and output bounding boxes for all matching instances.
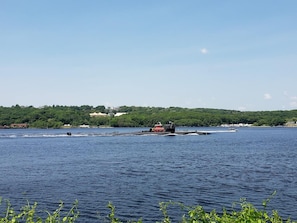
[290,101,297,107]
[289,96,297,108]
[283,91,297,108]
[264,93,272,100]
[200,48,208,54]
[238,106,247,111]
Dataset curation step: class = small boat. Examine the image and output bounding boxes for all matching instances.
[149,121,176,133]
[151,122,165,132]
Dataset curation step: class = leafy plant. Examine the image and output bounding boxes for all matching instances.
[0,195,296,222]
[157,194,296,223]
[0,198,79,223]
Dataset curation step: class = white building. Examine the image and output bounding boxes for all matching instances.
[114,112,127,117]
[89,112,108,117]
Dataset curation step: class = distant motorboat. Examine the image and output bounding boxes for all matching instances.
[149,121,176,133]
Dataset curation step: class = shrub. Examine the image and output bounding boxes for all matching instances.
[0,197,79,223]
[0,196,295,223]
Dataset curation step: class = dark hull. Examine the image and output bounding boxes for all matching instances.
[65,129,236,137]
[117,129,237,136]
[139,131,211,135]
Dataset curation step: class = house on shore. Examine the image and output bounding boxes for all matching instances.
[10,123,28,128]
[89,112,108,117]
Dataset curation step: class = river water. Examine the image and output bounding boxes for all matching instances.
[0,127,297,222]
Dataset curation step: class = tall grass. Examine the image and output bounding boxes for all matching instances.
[0,198,79,223]
[0,195,295,223]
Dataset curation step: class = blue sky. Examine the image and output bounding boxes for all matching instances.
[1,0,296,111]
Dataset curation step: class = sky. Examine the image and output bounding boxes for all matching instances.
[1,0,297,111]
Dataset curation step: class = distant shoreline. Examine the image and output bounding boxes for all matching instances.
[1,124,297,130]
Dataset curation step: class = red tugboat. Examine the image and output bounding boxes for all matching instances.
[151,122,165,132]
[150,121,175,133]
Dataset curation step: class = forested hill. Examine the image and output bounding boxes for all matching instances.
[1,105,297,128]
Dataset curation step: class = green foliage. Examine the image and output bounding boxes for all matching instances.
[157,197,296,223]
[0,105,296,128]
[0,195,295,223]
[0,198,79,223]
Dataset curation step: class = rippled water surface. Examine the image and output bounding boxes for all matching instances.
[1,127,297,222]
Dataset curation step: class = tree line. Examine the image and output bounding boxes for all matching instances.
[1,105,297,128]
